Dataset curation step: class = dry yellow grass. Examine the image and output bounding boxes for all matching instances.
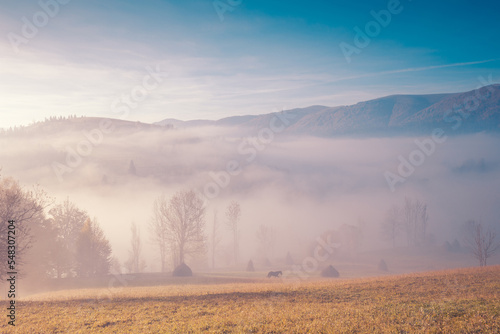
[2,266,500,333]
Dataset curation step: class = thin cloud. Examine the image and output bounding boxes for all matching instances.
[334,59,500,83]
[370,59,499,76]
[230,59,500,103]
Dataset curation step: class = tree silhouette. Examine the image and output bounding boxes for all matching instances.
[152,190,206,268]
[75,218,112,277]
[463,220,499,266]
[380,205,402,248]
[0,177,49,279]
[226,201,241,265]
[125,222,146,273]
[48,198,89,278]
[128,160,137,175]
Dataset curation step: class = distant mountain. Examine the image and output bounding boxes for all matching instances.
[155,85,500,136]
[2,117,166,136]
[8,85,499,138]
[11,117,158,132]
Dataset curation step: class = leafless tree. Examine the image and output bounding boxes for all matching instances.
[402,197,428,246]
[380,205,402,248]
[152,190,206,268]
[210,210,221,269]
[150,194,170,272]
[125,222,146,273]
[418,203,429,245]
[0,177,50,279]
[226,201,241,265]
[128,160,137,175]
[463,220,499,267]
[256,224,276,259]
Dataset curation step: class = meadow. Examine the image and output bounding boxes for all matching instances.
[2,266,499,333]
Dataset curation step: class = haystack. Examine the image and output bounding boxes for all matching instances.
[173,262,192,277]
[378,259,388,272]
[321,265,339,277]
[247,260,255,272]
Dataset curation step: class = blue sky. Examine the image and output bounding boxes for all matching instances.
[1,0,499,127]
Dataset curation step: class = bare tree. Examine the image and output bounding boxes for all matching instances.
[128,160,137,175]
[402,197,429,246]
[403,197,416,246]
[150,195,170,272]
[256,224,276,259]
[152,190,206,268]
[463,220,499,267]
[0,177,49,279]
[125,222,146,273]
[380,205,402,248]
[418,203,429,245]
[226,201,241,265]
[210,210,221,269]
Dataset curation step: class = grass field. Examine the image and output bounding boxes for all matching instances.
[2,266,500,333]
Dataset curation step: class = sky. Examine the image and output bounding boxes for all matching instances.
[1,0,499,128]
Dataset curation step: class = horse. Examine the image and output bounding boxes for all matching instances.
[267,271,282,278]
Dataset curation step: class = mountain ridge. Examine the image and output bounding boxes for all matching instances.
[5,85,499,138]
[155,85,500,136]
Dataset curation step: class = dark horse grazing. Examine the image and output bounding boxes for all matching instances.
[267,271,282,278]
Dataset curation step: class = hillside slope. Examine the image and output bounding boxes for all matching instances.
[156,85,500,136]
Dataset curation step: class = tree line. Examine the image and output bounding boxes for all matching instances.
[0,115,83,136]
[5,172,495,281]
[0,175,112,280]
[380,196,499,266]
[0,172,270,280]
